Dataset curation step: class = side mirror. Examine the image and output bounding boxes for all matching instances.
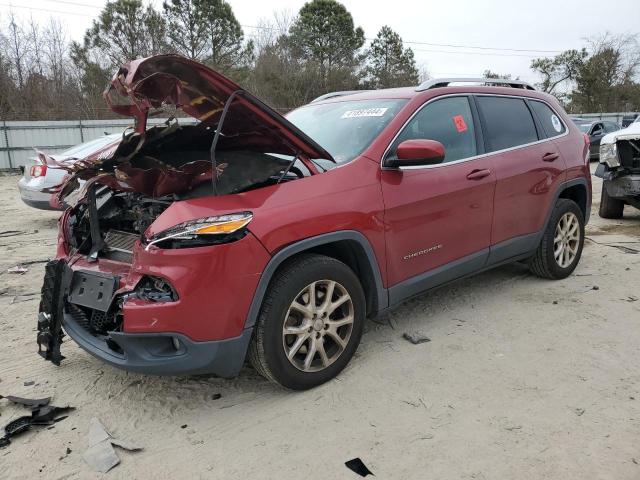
[385,139,445,168]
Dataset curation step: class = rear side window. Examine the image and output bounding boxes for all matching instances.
[477,96,538,152]
[529,100,566,138]
[388,96,477,163]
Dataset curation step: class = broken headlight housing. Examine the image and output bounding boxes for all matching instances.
[600,142,620,168]
[145,212,253,250]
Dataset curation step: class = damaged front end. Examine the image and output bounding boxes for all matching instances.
[36,54,334,372]
[596,128,640,208]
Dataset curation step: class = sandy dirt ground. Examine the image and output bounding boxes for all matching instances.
[0,167,639,479]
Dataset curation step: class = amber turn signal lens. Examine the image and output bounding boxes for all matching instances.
[194,217,253,235]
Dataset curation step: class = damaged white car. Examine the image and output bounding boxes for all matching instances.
[595,118,640,218]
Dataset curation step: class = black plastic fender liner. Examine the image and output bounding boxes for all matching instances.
[243,230,388,330]
[37,259,73,365]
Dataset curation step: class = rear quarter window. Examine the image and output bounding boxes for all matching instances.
[477,96,538,152]
[529,100,566,138]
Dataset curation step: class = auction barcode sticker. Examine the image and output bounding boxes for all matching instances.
[341,108,389,119]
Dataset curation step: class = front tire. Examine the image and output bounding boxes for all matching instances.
[599,186,624,219]
[529,199,584,279]
[248,254,366,390]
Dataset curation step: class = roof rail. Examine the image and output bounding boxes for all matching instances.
[310,90,371,103]
[416,77,535,92]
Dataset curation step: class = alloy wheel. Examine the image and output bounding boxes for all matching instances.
[282,280,354,372]
[553,212,580,268]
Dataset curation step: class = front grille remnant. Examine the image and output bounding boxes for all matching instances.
[104,230,139,253]
[66,303,119,335]
[66,303,90,330]
[103,230,139,262]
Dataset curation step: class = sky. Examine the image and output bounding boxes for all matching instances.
[1,0,639,85]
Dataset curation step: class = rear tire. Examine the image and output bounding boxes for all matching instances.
[599,186,624,219]
[529,199,584,280]
[248,254,365,390]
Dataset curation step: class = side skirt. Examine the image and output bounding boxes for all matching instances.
[386,232,539,308]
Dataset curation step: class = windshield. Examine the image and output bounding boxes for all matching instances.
[575,123,592,133]
[58,134,121,159]
[286,99,407,164]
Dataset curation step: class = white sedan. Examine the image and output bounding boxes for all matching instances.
[18,134,122,210]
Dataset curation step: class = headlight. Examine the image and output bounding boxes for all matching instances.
[145,212,253,250]
[599,143,619,168]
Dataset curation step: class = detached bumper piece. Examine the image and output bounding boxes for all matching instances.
[0,396,74,449]
[37,260,73,365]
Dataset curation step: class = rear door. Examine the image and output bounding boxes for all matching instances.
[476,95,566,260]
[381,95,496,299]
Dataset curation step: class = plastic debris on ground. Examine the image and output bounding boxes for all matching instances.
[7,265,28,274]
[345,458,374,477]
[402,332,431,345]
[83,417,143,473]
[0,395,74,448]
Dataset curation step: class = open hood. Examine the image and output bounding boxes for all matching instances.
[104,54,334,162]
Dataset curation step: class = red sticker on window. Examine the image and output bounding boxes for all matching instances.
[453,115,468,133]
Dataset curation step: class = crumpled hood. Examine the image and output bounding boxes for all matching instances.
[601,121,640,145]
[104,54,334,161]
[49,55,336,202]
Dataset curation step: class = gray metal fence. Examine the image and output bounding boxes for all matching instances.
[569,112,636,124]
[0,118,196,170]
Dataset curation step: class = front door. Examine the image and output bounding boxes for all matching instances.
[381,96,496,304]
[589,122,604,158]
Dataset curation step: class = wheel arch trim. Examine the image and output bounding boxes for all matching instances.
[243,230,388,330]
[553,177,591,225]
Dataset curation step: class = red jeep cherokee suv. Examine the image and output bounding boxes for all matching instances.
[37,56,591,390]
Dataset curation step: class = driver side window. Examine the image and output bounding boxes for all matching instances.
[387,96,477,164]
[591,123,603,135]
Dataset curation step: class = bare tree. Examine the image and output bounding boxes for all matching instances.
[6,12,28,89]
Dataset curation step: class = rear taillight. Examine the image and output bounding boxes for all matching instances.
[30,164,47,177]
[583,134,590,164]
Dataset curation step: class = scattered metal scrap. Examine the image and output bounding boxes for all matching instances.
[83,417,142,473]
[2,395,51,408]
[0,395,74,448]
[7,265,28,274]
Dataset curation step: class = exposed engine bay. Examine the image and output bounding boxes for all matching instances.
[68,189,171,262]
[66,142,307,263]
[56,121,308,203]
[618,139,640,173]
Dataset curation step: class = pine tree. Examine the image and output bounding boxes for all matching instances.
[365,26,418,89]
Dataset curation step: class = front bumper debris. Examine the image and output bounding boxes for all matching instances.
[36,257,255,376]
[604,174,640,198]
[37,260,73,365]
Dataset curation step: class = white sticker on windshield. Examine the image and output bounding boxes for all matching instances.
[551,114,562,132]
[341,108,389,119]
